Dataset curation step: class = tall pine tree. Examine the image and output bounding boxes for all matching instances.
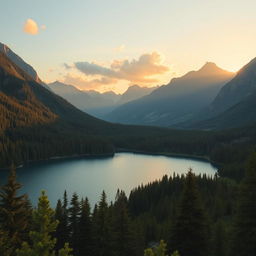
[0,165,31,254]
[69,192,81,255]
[113,190,136,256]
[170,170,209,256]
[230,153,256,256]
[78,197,92,256]
[92,191,115,256]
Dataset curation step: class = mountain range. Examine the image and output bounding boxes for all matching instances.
[48,81,156,118]
[1,41,256,167]
[105,62,234,126]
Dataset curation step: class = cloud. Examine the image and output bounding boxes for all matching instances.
[75,62,116,77]
[23,19,46,35]
[63,63,73,69]
[61,73,117,91]
[23,19,39,35]
[115,44,126,52]
[73,52,169,84]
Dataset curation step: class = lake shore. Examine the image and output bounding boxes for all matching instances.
[0,148,220,171]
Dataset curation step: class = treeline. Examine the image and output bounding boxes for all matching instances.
[1,154,256,255]
[111,123,256,181]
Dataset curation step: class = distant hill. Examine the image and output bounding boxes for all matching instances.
[179,57,256,130]
[48,82,157,118]
[0,42,50,90]
[105,62,234,126]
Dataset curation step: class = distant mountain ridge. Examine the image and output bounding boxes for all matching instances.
[105,62,234,126]
[48,81,157,118]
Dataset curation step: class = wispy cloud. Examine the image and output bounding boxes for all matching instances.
[115,44,126,52]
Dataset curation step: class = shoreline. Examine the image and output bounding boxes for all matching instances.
[0,149,220,171]
[0,152,115,171]
[116,148,220,168]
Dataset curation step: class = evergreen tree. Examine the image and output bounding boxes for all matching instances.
[92,191,115,256]
[144,240,180,256]
[0,229,11,256]
[212,220,227,256]
[0,165,31,254]
[230,153,256,256]
[69,192,81,255]
[55,199,66,251]
[78,197,92,256]
[16,190,72,256]
[113,190,136,256]
[170,170,209,256]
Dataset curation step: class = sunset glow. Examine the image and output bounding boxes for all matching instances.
[1,0,256,93]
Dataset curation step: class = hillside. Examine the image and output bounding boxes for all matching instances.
[179,57,256,130]
[105,63,234,126]
[0,52,116,166]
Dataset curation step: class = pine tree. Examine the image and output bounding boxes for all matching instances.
[16,190,73,256]
[230,153,256,256]
[113,190,136,256]
[0,229,11,256]
[212,220,227,256]
[69,192,81,255]
[170,169,209,256]
[55,199,66,251]
[78,197,92,256]
[92,191,115,256]
[144,240,180,256]
[0,165,31,253]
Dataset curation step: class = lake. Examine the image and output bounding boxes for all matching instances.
[0,153,217,206]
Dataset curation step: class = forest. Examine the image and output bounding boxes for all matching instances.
[1,152,256,256]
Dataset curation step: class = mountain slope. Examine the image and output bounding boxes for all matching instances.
[48,81,121,117]
[178,57,256,130]
[118,85,157,105]
[0,52,116,166]
[105,63,234,126]
[0,42,50,90]
[210,57,256,114]
[191,92,256,130]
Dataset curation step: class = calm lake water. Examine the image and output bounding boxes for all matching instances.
[0,153,217,206]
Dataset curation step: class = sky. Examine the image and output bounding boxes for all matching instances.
[1,0,256,93]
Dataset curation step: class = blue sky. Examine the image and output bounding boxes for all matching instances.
[1,0,256,93]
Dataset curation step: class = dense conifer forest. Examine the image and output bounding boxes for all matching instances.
[1,152,256,255]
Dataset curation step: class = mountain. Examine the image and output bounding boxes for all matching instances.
[179,57,256,130]
[48,82,157,118]
[105,62,234,126]
[0,42,50,90]
[118,85,157,105]
[0,49,174,167]
[210,57,256,114]
[48,81,121,117]
[0,52,117,166]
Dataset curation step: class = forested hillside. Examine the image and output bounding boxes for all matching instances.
[1,155,256,256]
